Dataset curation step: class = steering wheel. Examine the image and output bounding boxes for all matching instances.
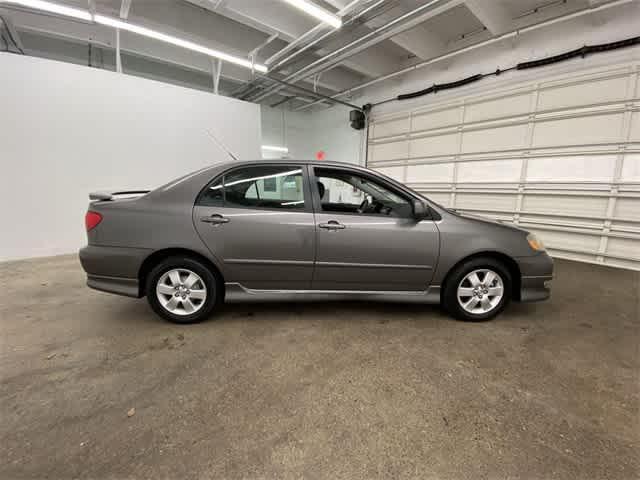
[357,198,370,214]
[379,204,392,215]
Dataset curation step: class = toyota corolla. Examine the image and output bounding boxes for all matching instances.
[80,160,553,323]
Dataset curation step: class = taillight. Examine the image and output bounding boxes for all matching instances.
[85,211,103,231]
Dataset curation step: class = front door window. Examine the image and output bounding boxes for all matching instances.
[314,168,412,218]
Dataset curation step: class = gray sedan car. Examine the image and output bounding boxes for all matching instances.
[80,160,553,323]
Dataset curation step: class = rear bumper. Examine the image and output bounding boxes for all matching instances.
[79,245,149,298]
[516,252,554,303]
[87,274,140,298]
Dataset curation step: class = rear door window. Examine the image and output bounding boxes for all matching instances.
[198,165,306,211]
[198,177,223,207]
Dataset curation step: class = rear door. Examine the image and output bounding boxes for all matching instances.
[193,164,315,290]
[310,166,439,291]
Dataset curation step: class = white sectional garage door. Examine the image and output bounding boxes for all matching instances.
[367,61,640,270]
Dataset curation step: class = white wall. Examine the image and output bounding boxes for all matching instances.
[261,105,364,165]
[0,54,261,261]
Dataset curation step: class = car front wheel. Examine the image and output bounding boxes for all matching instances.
[146,256,220,324]
[443,257,512,321]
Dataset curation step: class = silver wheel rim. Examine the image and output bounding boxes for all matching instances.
[156,268,207,316]
[457,269,504,315]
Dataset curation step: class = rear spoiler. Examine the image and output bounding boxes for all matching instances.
[89,190,150,201]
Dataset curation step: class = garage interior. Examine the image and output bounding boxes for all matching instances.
[1,0,639,478]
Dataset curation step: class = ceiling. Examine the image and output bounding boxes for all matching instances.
[0,0,630,109]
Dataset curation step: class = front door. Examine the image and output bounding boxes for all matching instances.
[310,166,439,291]
[193,164,315,290]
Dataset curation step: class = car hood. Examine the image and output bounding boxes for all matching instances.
[450,209,529,234]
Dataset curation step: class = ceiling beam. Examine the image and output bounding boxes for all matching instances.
[464,0,512,35]
[184,0,401,78]
[328,0,456,60]
[2,7,254,82]
[363,10,446,60]
[120,0,132,19]
[2,6,362,94]
[247,0,461,103]
[184,0,309,42]
[296,0,635,111]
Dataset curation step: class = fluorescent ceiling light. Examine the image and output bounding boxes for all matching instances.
[0,0,267,72]
[94,15,267,72]
[280,0,342,29]
[0,0,91,20]
[261,145,289,153]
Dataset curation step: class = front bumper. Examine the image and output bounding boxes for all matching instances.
[516,252,554,302]
[79,245,150,298]
[520,275,553,302]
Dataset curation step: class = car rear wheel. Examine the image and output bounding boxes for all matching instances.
[443,257,512,322]
[146,256,220,324]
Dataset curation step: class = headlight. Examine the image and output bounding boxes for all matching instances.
[527,233,546,252]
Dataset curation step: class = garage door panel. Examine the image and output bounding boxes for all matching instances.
[527,155,617,182]
[531,229,602,252]
[455,193,517,211]
[422,192,451,207]
[374,166,405,182]
[606,237,640,258]
[519,213,604,230]
[370,141,407,162]
[406,163,454,183]
[522,195,608,217]
[621,154,640,182]
[532,113,623,147]
[410,133,458,157]
[412,108,459,132]
[464,93,530,123]
[372,117,410,139]
[368,61,640,270]
[537,75,627,111]
[457,159,522,182]
[461,124,527,153]
[604,257,640,269]
[611,220,640,234]
[629,112,640,141]
[547,249,599,263]
[614,198,640,221]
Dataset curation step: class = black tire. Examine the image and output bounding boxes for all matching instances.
[442,257,512,322]
[145,256,221,324]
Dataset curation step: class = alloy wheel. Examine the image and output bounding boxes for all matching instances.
[457,268,504,315]
[156,268,207,316]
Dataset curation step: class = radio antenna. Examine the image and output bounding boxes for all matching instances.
[206,129,239,162]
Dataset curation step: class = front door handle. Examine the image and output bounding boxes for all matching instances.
[319,220,345,230]
[200,214,230,225]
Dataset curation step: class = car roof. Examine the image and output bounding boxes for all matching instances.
[215,159,363,168]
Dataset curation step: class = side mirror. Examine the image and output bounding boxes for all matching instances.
[412,199,429,220]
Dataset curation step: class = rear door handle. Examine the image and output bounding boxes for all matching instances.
[319,220,345,230]
[200,214,230,225]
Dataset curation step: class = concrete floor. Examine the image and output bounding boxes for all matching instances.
[0,256,638,479]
